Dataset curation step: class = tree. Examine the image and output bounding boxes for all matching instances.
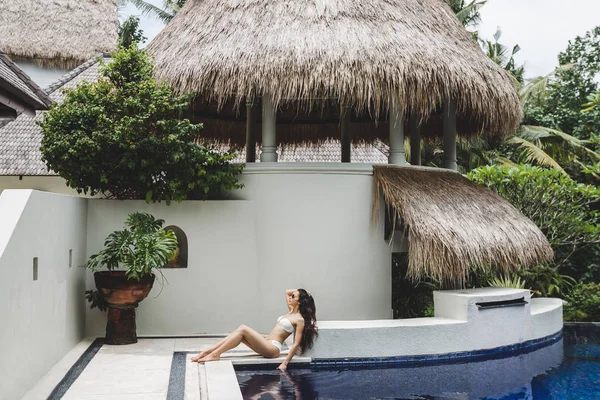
[482,28,524,84]
[583,90,600,113]
[525,26,600,139]
[120,0,184,24]
[467,165,600,275]
[39,45,243,202]
[420,61,600,177]
[118,16,147,49]
[448,0,487,40]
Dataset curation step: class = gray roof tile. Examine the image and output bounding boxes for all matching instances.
[224,140,389,163]
[0,56,104,175]
[0,52,52,110]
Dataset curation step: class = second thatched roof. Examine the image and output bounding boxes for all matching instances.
[148,0,522,140]
[373,165,553,284]
[0,0,117,68]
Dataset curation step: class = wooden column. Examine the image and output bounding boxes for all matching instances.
[409,114,421,165]
[443,98,457,170]
[245,103,256,163]
[388,98,406,165]
[341,108,351,163]
[260,94,278,162]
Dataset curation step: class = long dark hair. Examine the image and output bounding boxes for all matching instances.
[297,288,318,353]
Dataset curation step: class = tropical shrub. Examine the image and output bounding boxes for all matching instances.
[39,45,243,203]
[467,165,600,270]
[392,253,438,318]
[563,283,600,322]
[517,265,576,297]
[488,274,527,290]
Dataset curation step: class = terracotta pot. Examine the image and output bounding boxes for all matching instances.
[94,271,155,345]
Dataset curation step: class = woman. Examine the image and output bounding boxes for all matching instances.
[191,288,317,371]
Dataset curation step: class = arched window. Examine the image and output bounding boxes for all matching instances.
[164,225,188,268]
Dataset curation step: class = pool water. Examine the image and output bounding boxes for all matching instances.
[236,325,600,400]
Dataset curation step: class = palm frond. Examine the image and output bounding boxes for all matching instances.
[519,125,600,160]
[124,0,174,23]
[582,91,600,113]
[495,156,517,167]
[506,136,568,174]
[520,63,576,106]
[454,0,487,27]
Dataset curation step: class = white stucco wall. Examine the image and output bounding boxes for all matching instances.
[85,163,392,336]
[13,61,71,89]
[0,190,88,400]
[306,288,563,359]
[0,176,85,196]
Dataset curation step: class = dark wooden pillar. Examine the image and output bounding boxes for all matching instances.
[246,103,256,162]
[341,108,351,163]
[409,114,421,165]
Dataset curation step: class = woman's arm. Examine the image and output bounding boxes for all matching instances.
[277,319,305,371]
[285,289,296,312]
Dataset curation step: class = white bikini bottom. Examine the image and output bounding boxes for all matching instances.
[269,340,282,352]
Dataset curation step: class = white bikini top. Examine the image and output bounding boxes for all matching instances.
[277,316,295,333]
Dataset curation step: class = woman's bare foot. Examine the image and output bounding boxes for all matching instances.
[191,350,211,362]
[197,353,221,363]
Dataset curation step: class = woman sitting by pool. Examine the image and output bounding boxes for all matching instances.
[191,288,318,371]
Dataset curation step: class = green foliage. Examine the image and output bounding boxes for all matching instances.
[392,253,439,318]
[488,274,527,290]
[39,45,243,202]
[448,0,486,39]
[524,26,600,140]
[563,282,600,322]
[85,212,177,281]
[85,289,109,312]
[118,16,146,48]
[582,90,600,113]
[482,28,524,84]
[468,165,600,265]
[120,0,184,24]
[517,265,576,297]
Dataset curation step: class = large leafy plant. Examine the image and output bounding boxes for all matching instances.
[563,282,600,322]
[467,165,600,261]
[468,165,600,295]
[86,212,177,281]
[39,44,243,203]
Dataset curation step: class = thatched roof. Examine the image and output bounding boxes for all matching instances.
[372,165,553,284]
[0,52,52,119]
[0,1,117,68]
[148,0,522,144]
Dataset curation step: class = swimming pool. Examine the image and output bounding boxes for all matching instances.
[236,325,600,399]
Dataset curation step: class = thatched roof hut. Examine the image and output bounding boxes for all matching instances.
[373,165,553,284]
[0,0,117,68]
[148,0,522,147]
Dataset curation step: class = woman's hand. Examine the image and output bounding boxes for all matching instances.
[277,362,288,371]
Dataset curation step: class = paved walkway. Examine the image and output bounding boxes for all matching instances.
[23,337,309,400]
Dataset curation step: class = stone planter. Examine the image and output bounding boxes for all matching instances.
[94,271,155,345]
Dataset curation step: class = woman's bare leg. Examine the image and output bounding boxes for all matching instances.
[197,325,279,362]
[191,334,251,362]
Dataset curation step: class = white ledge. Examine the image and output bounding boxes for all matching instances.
[241,162,375,175]
[240,162,458,175]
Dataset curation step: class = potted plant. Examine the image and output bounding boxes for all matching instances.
[86,212,177,345]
